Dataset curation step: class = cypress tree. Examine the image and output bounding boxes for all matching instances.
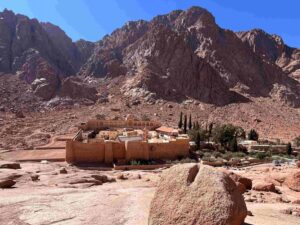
[188,114,192,130]
[287,142,292,155]
[208,123,213,142]
[196,132,201,150]
[183,114,187,134]
[195,121,200,130]
[178,112,183,129]
[248,129,259,141]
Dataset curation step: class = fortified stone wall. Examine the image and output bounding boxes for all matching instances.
[66,138,190,164]
[66,141,105,163]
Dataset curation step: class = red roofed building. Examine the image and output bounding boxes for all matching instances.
[156,126,179,136]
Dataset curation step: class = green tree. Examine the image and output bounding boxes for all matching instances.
[248,129,259,141]
[183,114,187,134]
[287,142,293,155]
[188,114,192,130]
[212,124,239,148]
[178,112,183,129]
[208,123,213,142]
[230,136,238,152]
[195,132,201,150]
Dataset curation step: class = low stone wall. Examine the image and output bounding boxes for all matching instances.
[80,119,162,131]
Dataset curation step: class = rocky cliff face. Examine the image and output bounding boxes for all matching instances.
[79,6,300,107]
[0,9,95,100]
[0,7,299,107]
[236,29,300,82]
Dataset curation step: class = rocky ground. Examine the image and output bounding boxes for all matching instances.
[1,91,300,151]
[0,161,300,225]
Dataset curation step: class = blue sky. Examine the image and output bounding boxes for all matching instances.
[0,0,299,47]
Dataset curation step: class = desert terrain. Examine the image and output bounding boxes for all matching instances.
[0,161,300,225]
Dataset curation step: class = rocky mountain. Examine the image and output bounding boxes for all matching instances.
[0,9,95,101]
[236,29,300,82]
[79,7,300,107]
[0,7,299,107]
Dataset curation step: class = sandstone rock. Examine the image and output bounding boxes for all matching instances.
[236,182,247,194]
[281,208,300,217]
[253,182,277,192]
[31,174,39,181]
[149,164,247,225]
[0,161,21,169]
[292,199,300,204]
[117,174,127,180]
[0,179,16,188]
[59,168,68,174]
[284,171,300,192]
[297,161,300,168]
[228,172,252,190]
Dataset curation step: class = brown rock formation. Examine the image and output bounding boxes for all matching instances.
[149,163,247,225]
[59,77,98,102]
[253,182,277,192]
[284,171,300,192]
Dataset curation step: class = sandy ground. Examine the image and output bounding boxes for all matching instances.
[1,162,300,225]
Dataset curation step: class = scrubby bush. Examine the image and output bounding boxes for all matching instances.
[254,152,269,160]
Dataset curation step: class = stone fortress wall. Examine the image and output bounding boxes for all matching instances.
[66,136,190,164]
[66,118,190,164]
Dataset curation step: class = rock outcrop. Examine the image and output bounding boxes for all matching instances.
[78,6,300,107]
[149,163,247,225]
[253,182,277,193]
[237,29,300,83]
[0,7,299,107]
[0,161,21,169]
[59,77,98,102]
[284,171,300,192]
[0,9,94,100]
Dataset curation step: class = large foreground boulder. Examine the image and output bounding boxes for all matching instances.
[284,171,300,192]
[149,163,247,225]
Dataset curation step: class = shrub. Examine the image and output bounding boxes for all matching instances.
[255,152,268,160]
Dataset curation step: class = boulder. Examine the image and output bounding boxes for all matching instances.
[0,161,21,169]
[149,164,247,225]
[33,81,56,100]
[0,179,16,188]
[236,182,247,194]
[59,167,68,174]
[253,182,277,192]
[284,171,300,192]
[228,172,252,190]
[297,161,300,169]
